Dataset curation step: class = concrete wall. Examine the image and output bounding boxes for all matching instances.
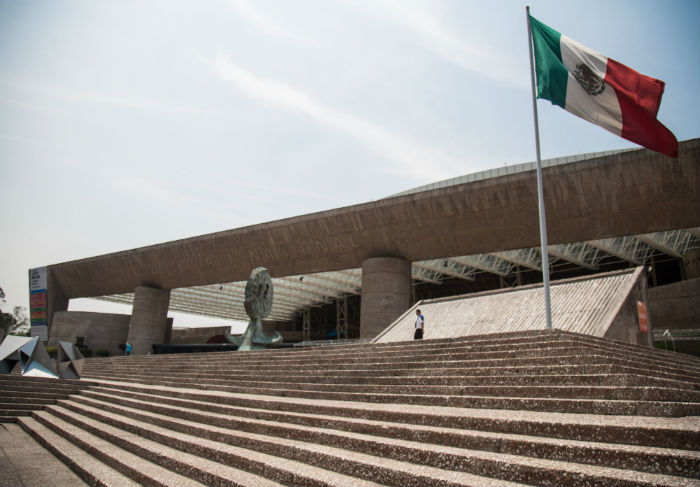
[170,326,231,344]
[169,324,303,345]
[682,249,700,279]
[48,311,131,357]
[603,269,651,347]
[648,278,700,331]
[647,278,700,355]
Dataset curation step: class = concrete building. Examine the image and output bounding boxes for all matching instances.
[38,139,699,353]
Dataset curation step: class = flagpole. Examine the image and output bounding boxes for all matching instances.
[526,6,552,329]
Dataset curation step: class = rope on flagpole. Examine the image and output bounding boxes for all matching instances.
[526,6,552,329]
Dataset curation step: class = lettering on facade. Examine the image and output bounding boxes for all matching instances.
[244,236,362,265]
[314,240,328,253]
[299,241,312,255]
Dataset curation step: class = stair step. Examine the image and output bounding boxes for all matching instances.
[79,375,700,416]
[83,361,699,391]
[98,379,700,401]
[0,422,89,486]
[86,382,700,450]
[17,415,143,487]
[55,394,698,487]
[0,402,50,410]
[76,370,699,389]
[30,410,209,487]
[30,408,291,487]
[43,403,388,487]
[83,350,700,380]
[0,396,61,404]
[84,334,699,373]
[83,386,700,450]
[88,330,699,366]
[73,389,700,478]
[0,386,85,396]
[0,375,96,389]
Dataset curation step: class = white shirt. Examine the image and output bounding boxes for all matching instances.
[415,314,424,329]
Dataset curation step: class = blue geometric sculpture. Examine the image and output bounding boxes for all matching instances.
[56,340,84,379]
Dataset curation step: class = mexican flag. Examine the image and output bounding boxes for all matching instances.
[529,15,678,157]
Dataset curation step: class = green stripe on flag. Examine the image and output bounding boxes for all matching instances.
[529,15,568,109]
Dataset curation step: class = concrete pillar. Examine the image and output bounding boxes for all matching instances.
[127,285,171,355]
[360,256,411,339]
[47,269,69,341]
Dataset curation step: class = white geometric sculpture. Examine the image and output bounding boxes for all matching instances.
[56,341,84,379]
[0,335,33,374]
[19,336,59,378]
[0,335,60,379]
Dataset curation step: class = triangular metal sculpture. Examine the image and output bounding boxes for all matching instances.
[56,341,85,379]
[0,335,33,374]
[19,336,59,378]
[227,267,283,351]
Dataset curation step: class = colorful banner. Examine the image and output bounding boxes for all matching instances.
[29,267,48,340]
[637,301,649,333]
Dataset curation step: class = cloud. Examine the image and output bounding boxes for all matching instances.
[0,75,210,117]
[226,0,302,41]
[214,53,466,181]
[358,0,526,89]
[0,132,47,148]
[112,177,180,205]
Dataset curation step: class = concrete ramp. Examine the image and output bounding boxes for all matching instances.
[373,267,649,345]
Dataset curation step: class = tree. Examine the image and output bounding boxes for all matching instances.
[0,286,8,340]
[0,312,13,340]
[0,288,31,339]
[11,305,30,336]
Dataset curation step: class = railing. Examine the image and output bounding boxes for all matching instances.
[652,329,700,352]
[293,338,373,348]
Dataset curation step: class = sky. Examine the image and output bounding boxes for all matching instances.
[1,0,698,331]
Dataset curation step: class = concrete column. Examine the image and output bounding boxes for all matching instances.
[47,269,69,340]
[127,285,171,355]
[360,256,411,339]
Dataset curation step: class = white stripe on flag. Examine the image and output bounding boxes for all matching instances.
[559,35,623,135]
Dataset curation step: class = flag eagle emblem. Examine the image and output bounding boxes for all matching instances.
[573,63,605,96]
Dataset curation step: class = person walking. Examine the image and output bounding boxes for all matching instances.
[414,309,424,340]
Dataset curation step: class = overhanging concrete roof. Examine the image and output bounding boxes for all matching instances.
[94,228,699,322]
[48,139,699,315]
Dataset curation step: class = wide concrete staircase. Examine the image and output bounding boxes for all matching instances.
[6,329,700,486]
[0,374,93,421]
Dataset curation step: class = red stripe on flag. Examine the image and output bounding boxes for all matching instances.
[604,59,678,157]
[605,58,665,117]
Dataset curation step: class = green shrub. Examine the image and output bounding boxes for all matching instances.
[95,349,109,357]
[76,346,93,358]
[45,347,57,358]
